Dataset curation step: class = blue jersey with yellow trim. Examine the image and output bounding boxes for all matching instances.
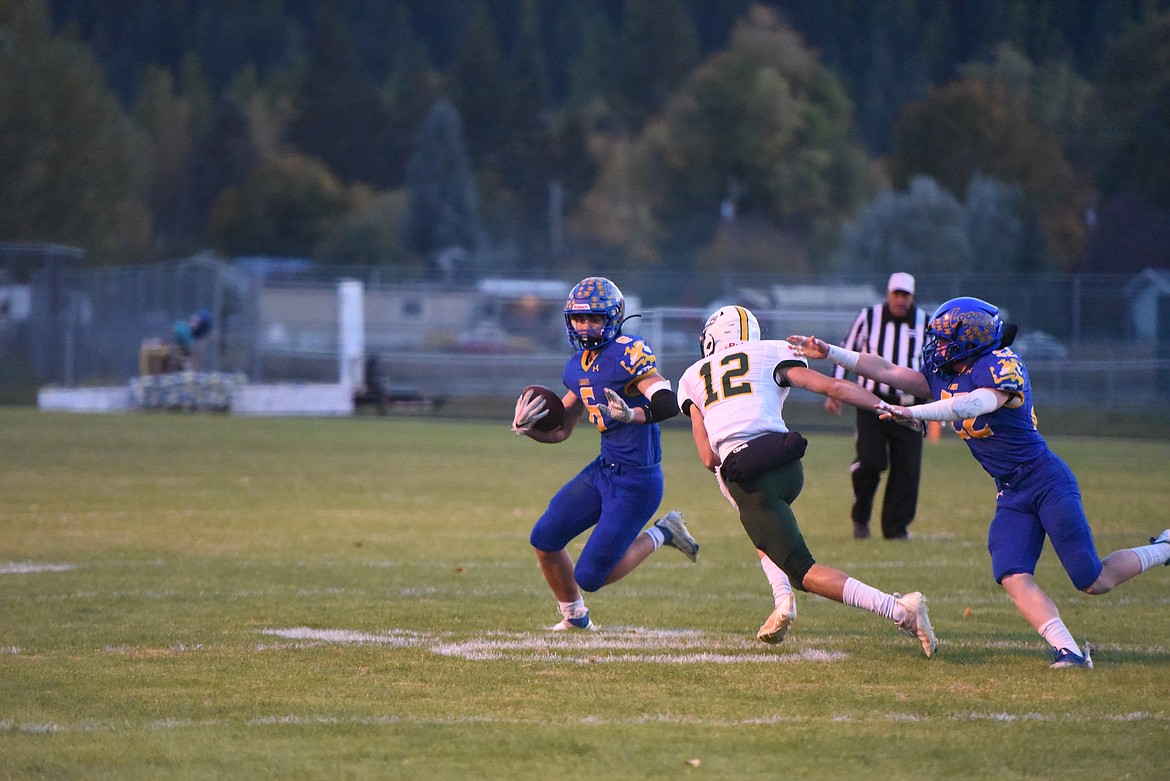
[563,333,662,467]
[925,346,1048,478]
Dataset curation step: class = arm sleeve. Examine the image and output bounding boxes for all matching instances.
[644,388,680,423]
[906,388,1001,421]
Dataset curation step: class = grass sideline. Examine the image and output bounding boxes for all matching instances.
[1,408,1168,780]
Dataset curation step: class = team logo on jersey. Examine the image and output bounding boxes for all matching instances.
[990,355,1025,391]
[620,340,656,375]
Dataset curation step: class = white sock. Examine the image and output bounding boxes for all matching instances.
[558,598,586,619]
[758,553,793,605]
[644,525,665,550]
[1131,538,1170,571]
[842,577,902,622]
[1039,617,1080,655]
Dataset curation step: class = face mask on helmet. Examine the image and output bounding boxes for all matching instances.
[564,277,626,350]
[922,297,1004,375]
[700,306,761,356]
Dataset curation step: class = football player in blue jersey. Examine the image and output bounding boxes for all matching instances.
[789,297,1170,669]
[511,277,699,631]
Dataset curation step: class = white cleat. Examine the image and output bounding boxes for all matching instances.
[757,594,797,644]
[548,610,597,632]
[655,510,699,562]
[1150,529,1170,565]
[894,592,937,658]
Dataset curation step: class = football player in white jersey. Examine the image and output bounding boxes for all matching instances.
[676,306,938,657]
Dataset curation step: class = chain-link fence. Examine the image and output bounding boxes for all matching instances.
[4,245,1169,408]
[24,256,234,385]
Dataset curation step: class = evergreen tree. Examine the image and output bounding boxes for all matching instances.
[134,65,196,258]
[188,95,262,242]
[0,0,152,264]
[382,5,442,190]
[285,8,396,187]
[601,0,700,131]
[35,0,1170,269]
[1083,10,1170,270]
[560,0,615,108]
[446,2,509,168]
[400,99,484,277]
[1093,11,1170,208]
[497,0,555,267]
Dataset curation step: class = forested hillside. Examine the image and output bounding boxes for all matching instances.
[3,0,1169,276]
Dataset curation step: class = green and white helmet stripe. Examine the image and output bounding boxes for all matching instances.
[700,306,761,356]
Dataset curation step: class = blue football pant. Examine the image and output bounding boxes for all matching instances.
[989,450,1103,590]
[530,457,664,592]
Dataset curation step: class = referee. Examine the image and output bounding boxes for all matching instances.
[825,272,929,540]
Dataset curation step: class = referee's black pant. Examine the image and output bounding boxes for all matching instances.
[849,407,922,539]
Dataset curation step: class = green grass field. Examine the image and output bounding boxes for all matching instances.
[2,408,1168,780]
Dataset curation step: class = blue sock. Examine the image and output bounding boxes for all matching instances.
[647,524,670,548]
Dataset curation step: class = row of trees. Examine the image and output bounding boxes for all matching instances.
[3,0,1169,278]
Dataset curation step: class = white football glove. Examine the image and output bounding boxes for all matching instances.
[601,387,635,423]
[511,390,548,434]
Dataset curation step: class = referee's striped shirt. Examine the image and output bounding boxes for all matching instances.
[831,304,930,404]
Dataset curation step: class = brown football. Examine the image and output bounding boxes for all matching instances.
[523,384,565,431]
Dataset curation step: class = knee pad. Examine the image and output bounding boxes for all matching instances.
[573,563,606,593]
[529,526,557,552]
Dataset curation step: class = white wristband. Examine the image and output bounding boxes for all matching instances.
[826,344,859,371]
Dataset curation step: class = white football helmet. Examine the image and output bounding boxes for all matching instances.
[700,306,761,356]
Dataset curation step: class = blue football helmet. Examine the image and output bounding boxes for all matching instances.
[190,309,213,339]
[564,277,625,350]
[922,297,1004,375]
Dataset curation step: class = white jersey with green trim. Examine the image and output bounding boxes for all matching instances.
[677,340,807,464]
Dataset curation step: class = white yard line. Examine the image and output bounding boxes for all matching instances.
[258,625,845,664]
[3,710,1167,736]
[0,561,75,574]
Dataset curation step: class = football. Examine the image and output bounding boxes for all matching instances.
[523,384,565,431]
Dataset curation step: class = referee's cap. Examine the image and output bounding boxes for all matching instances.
[887,272,915,295]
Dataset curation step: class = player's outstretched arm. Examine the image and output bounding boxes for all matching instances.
[782,367,922,432]
[876,388,1008,423]
[787,334,930,398]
